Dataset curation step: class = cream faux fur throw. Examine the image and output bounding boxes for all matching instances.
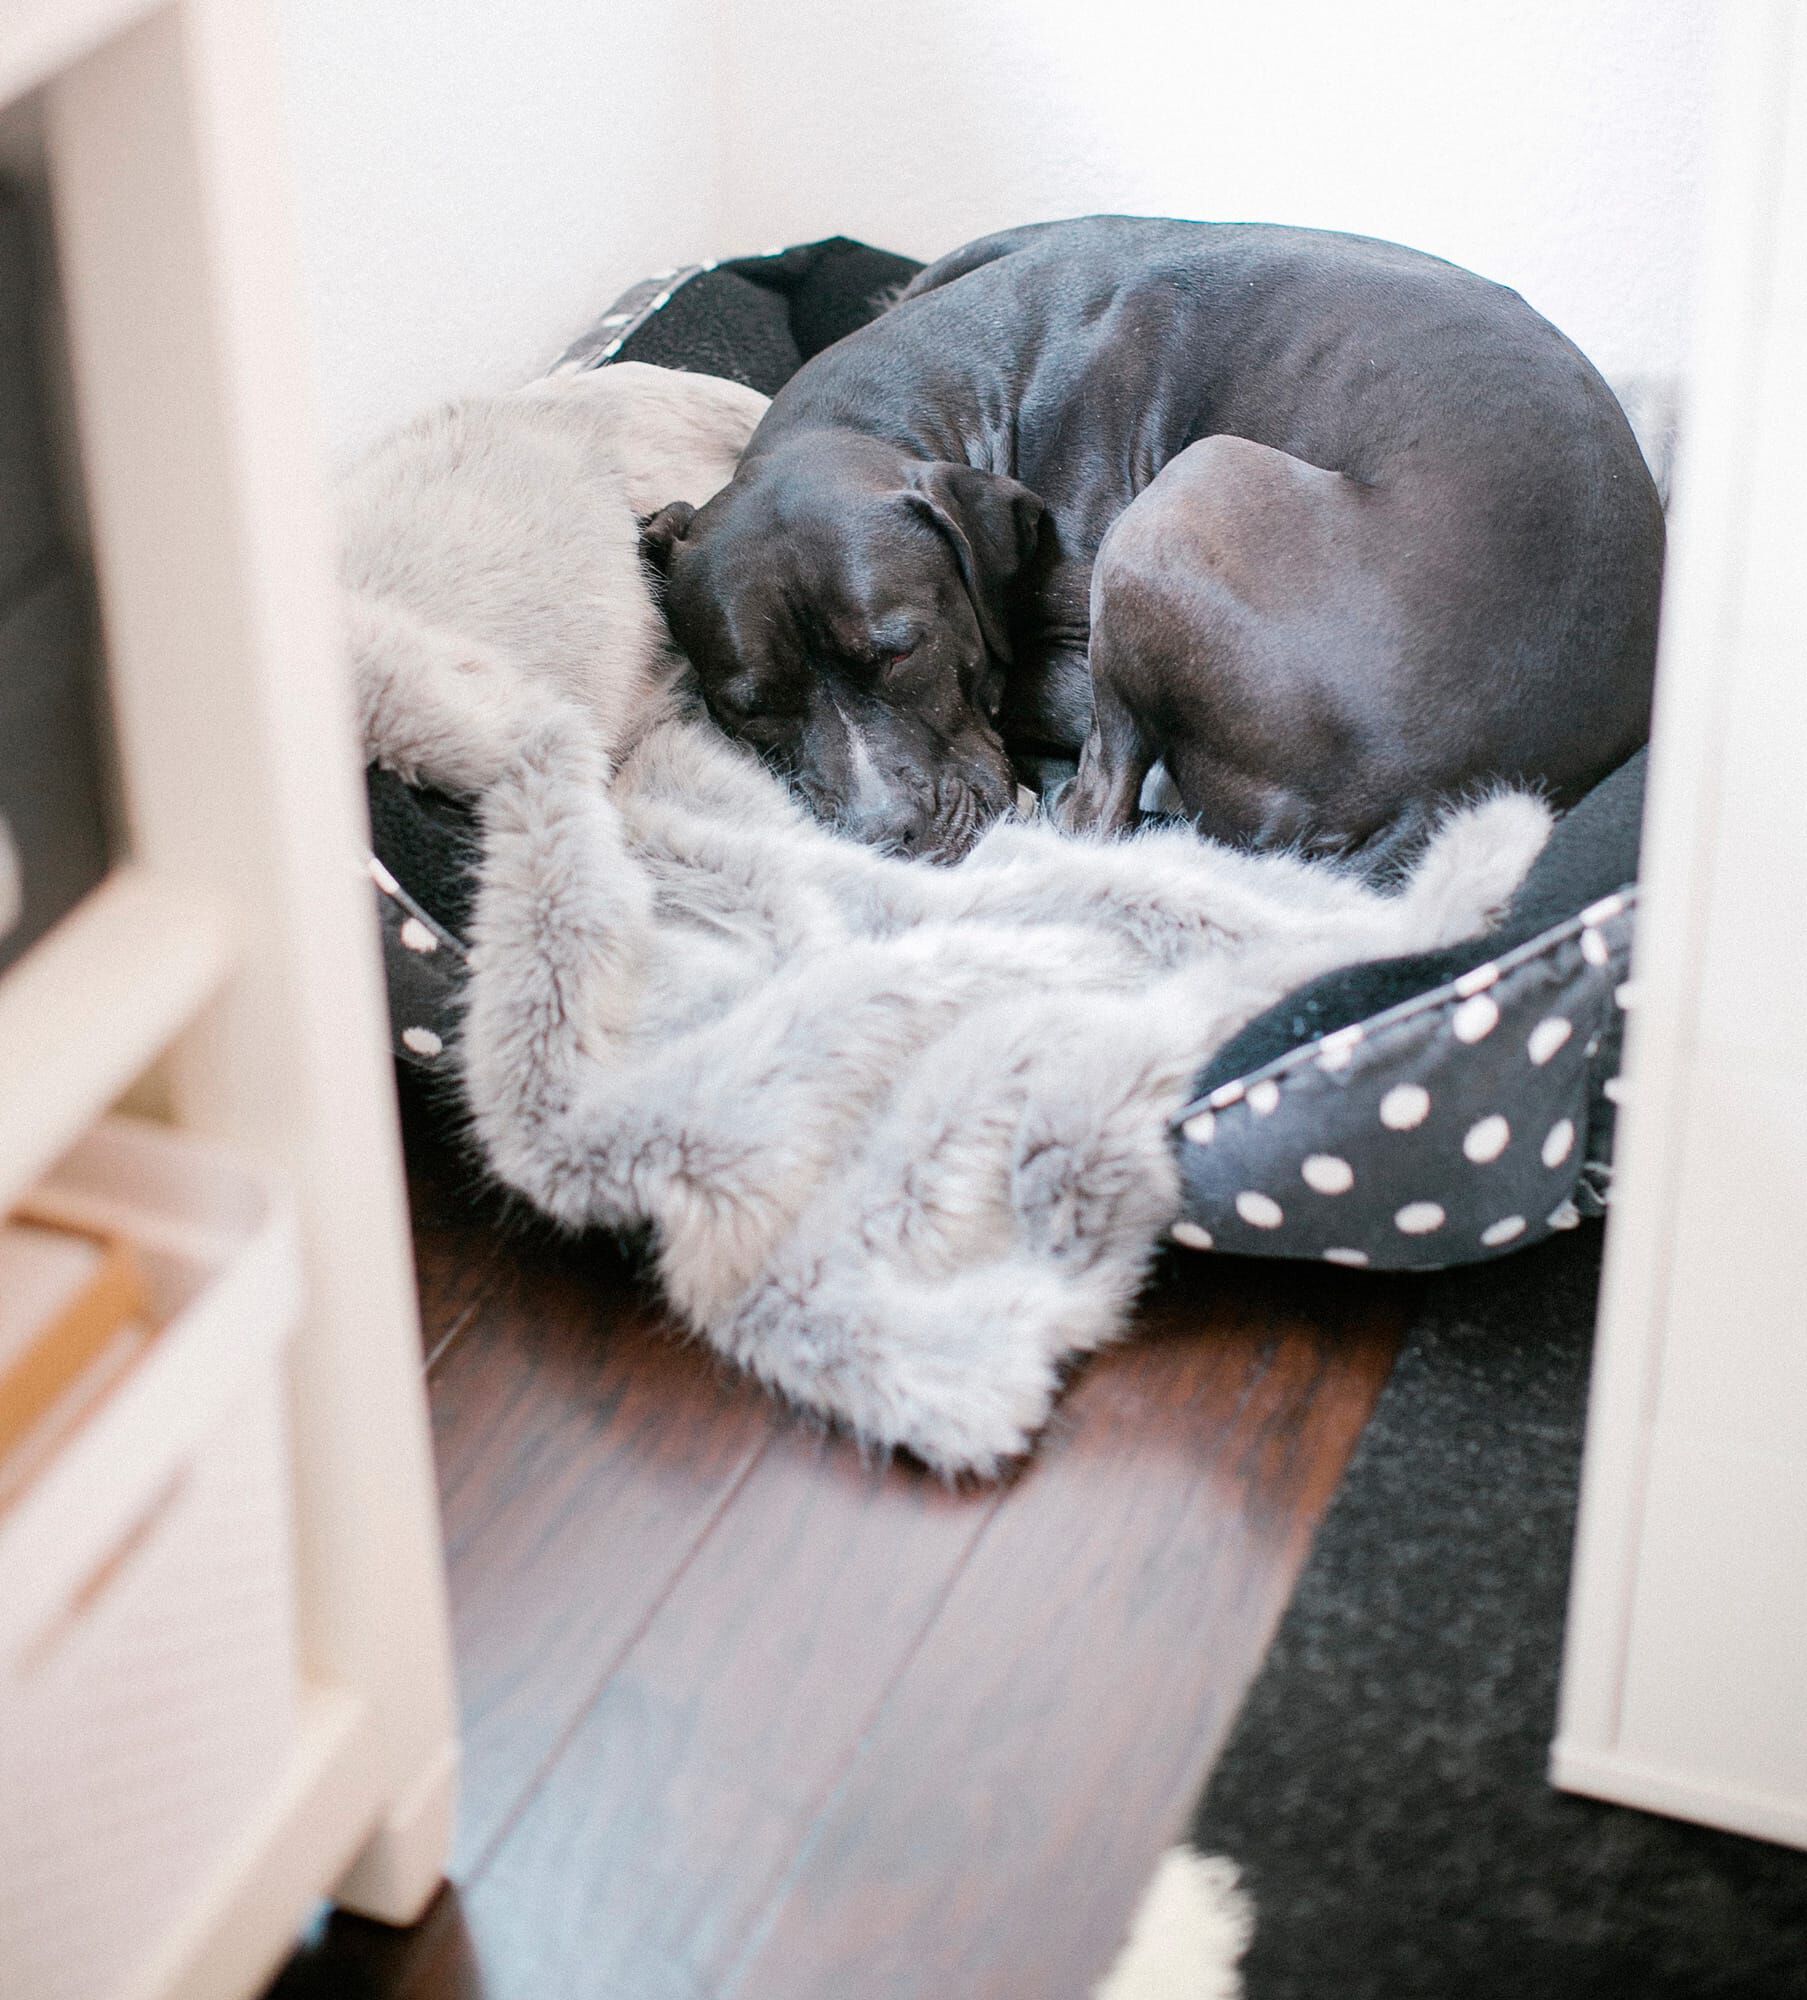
[460,708,1549,1475]
[343,360,1551,1475]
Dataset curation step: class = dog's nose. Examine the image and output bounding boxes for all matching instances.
[845,799,929,855]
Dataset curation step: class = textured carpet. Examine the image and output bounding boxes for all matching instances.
[1185,1227,1807,1999]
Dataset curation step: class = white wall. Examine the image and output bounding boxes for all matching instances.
[274,0,722,461]
[277,0,1713,457]
[719,0,1714,387]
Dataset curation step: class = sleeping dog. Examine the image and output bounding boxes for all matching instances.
[641,216,1663,862]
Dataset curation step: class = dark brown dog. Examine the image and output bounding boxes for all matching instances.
[643,217,1663,862]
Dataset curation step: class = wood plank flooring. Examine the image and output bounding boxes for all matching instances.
[267,1081,1405,2000]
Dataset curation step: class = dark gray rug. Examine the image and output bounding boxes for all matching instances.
[1187,1227,1807,1998]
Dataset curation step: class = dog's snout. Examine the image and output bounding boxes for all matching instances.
[844,796,932,855]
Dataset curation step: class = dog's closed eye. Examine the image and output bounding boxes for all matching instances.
[862,636,919,682]
[715,677,813,740]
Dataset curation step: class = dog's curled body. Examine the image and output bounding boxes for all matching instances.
[339,362,770,794]
[647,217,1662,863]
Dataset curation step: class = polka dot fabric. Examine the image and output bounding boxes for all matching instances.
[1171,890,1635,1269]
[370,852,466,1069]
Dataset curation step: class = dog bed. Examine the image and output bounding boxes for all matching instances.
[363,236,1643,1274]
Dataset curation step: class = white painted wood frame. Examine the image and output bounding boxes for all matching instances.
[1554,0,1807,1849]
[0,0,459,1992]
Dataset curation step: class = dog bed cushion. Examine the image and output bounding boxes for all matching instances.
[1172,750,1642,1269]
[363,237,1645,1274]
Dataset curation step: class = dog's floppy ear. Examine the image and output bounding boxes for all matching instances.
[638,500,697,579]
[903,463,1044,660]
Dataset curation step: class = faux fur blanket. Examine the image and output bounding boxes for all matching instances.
[459,706,1549,1475]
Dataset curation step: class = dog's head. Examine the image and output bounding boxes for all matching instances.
[642,433,1043,861]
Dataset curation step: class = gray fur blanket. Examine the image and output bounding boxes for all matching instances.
[459,709,1549,1475]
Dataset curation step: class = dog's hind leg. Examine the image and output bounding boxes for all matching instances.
[1065,435,1416,852]
[1057,674,1157,838]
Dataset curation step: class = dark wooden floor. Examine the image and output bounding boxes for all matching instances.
[269,1082,1405,2000]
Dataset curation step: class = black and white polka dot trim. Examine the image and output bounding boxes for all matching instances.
[368,854,467,1069]
[550,264,714,373]
[1169,888,1636,1269]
